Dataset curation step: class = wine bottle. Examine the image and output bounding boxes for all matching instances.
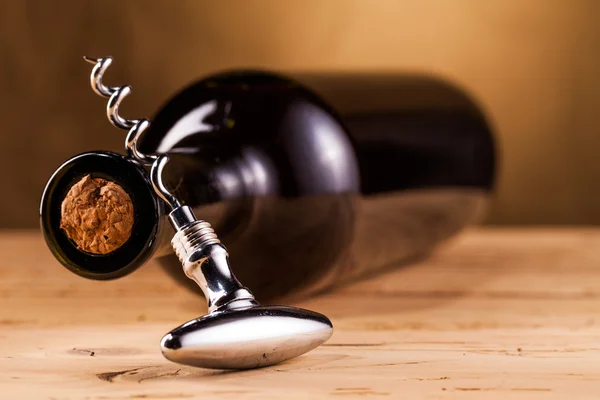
[41,70,494,301]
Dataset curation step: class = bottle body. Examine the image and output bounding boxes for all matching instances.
[139,70,495,300]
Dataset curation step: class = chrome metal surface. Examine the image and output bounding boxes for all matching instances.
[125,119,157,164]
[161,306,333,369]
[150,155,181,210]
[169,208,252,313]
[168,205,198,231]
[162,205,333,368]
[84,56,157,166]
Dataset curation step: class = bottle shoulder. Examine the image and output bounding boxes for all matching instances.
[139,70,344,152]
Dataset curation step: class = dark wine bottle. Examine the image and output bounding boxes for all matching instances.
[41,70,494,301]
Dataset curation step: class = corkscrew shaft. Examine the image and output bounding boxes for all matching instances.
[169,205,257,313]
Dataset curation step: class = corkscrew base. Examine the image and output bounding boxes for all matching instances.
[161,306,333,370]
[160,204,333,369]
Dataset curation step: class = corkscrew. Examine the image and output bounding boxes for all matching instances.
[80,56,333,369]
[83,56,157,166]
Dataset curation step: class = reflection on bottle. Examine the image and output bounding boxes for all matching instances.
[141,70,495,301]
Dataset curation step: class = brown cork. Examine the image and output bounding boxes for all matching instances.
[60,175,134,255]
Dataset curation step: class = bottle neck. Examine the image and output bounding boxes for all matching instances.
[156,148,269,244]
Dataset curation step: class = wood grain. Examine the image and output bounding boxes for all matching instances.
[1,229,599,398]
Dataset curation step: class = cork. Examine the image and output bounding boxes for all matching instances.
[60,175,134,255]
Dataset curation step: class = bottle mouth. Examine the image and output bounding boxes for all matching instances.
[40,151,165,280]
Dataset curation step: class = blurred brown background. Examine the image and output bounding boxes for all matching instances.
[0,0,599,228]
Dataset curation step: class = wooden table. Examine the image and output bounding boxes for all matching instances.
[1,229,599,399]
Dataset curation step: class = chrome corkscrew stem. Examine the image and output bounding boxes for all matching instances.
[84,57,333,370]
[167,204,258,313]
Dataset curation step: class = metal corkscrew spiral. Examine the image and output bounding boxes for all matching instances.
[83,56,333,370]
[83,57,180,209]
[83,56,157,166]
